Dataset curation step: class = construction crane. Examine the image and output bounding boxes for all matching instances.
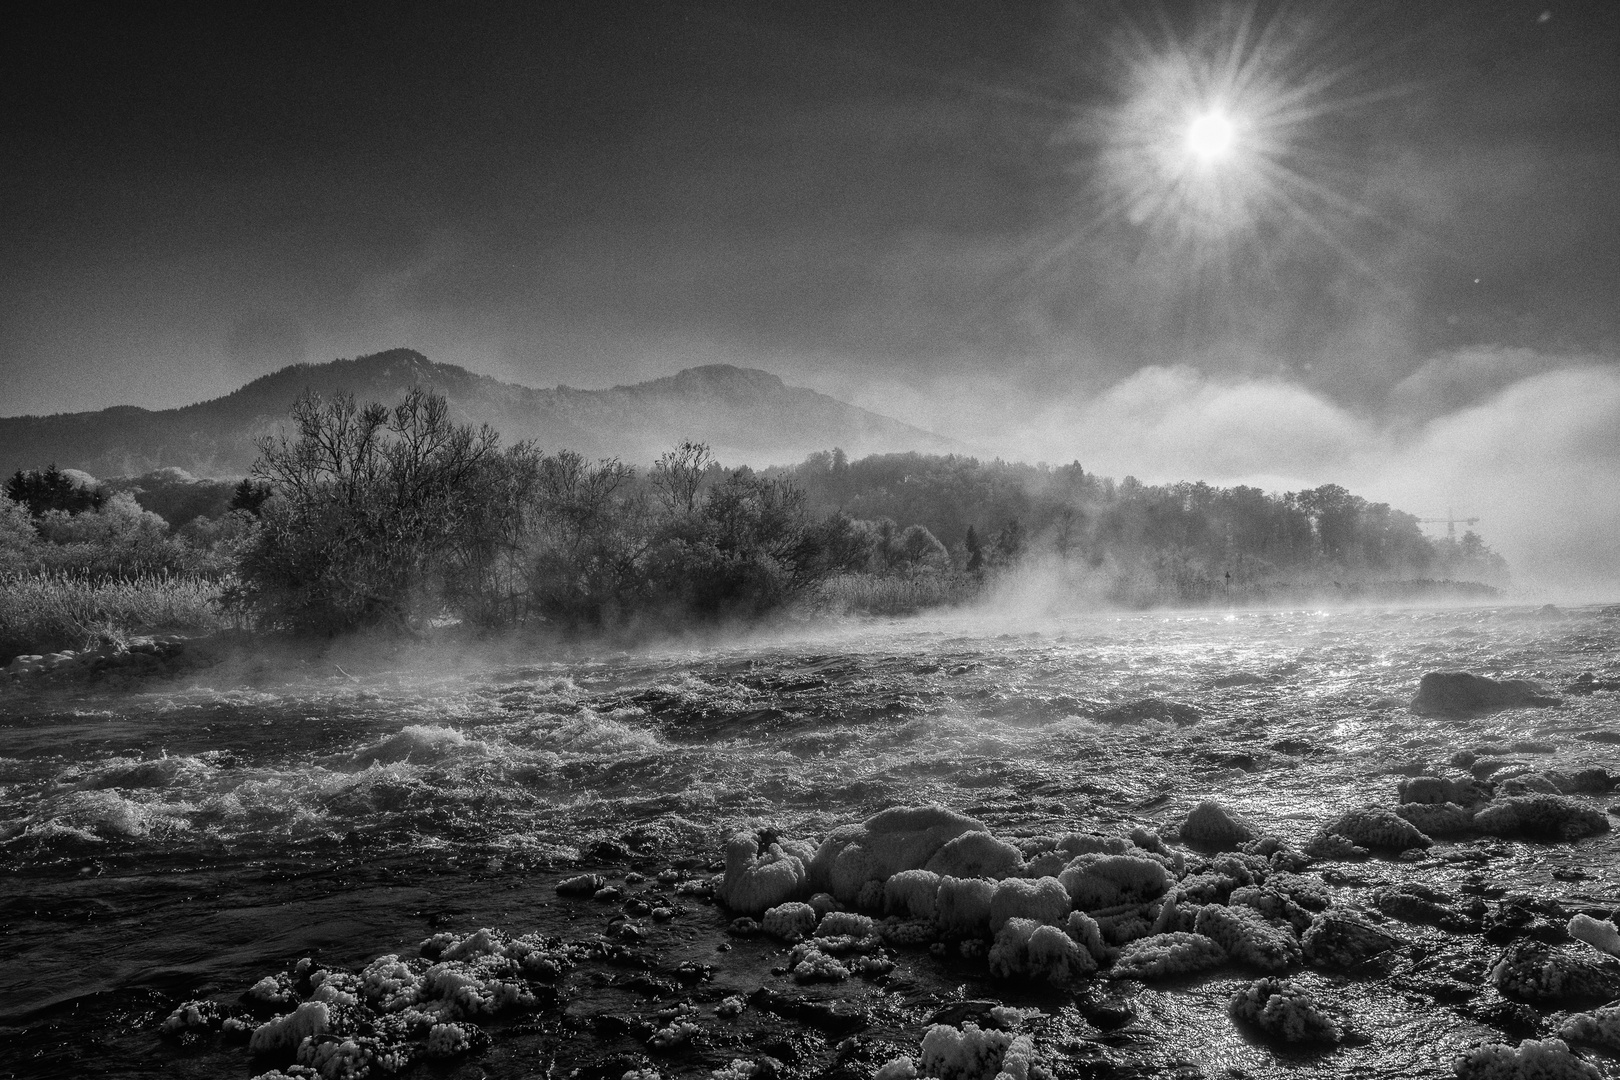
[1419,510,1480,539]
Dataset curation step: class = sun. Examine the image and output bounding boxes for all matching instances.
[1186,109,1237,164]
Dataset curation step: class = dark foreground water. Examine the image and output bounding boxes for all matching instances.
[2,603,1618,1079]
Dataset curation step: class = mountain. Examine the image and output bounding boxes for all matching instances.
[0,349,965,478]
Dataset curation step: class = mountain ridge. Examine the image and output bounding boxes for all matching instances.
[0,349,965,478]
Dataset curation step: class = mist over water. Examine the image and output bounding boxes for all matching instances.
[854,355,1620,599]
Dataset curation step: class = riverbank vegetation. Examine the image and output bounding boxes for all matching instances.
[1,388,1509,659]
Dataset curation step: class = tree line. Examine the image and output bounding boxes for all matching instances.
[2,388,1508,636]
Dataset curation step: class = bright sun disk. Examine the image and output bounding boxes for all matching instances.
[1186,110,1236,162]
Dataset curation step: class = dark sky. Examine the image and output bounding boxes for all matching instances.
[3,0,1617,417]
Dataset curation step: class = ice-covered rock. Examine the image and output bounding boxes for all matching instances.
[1178,800,1255,849]
[987,877,1070,933]
[1454,1037,1599,1080]
[988,917,1096,982]
[1395,801,1475,836]
[1229,886,1313,935]
[1312,806,1432,851]
[925,831,1024,880]
[787,944,850,983]
[815,911,875,939]
[1194,904,1301,971]
[936,876,996,937]
[1227,978,1340,1044]
[1301,911,1403,969]
[874,1056,919,1080]
[762,902,818,942]
[1059,853,1171,910]
[1568,914,1620,959]
[159,999,225,1036]
[1056,832,1131,857]
[721,832,809,915]
[1411,672,1560,715]
[1491,942,1620,1006]
[1473,795,1610,841]
[1111,932,1226,980]
[809,806,986,905]
[1559,1006,1620,1052]
[885,869,942,921]
[1398,775,1491,806]
[1065,910,1113,965]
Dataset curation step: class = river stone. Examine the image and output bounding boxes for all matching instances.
[1411,672,1561,715]
[1302,911,1403,969]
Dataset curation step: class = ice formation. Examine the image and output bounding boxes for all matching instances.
[1568,914,1620,959]
[924,831,1024,880]
[1177,800,1254,849]
[874,1056,919,1080]
[936,876,997,937]
[1472,795,1610,841]
[919,1023,1037,1080]
[1057,832,1132,857]
[1226,978,1341,1044]
[1194,904,1301,971]
[987,877,1070,933]
[809,806,985,904]
[1454,1038,1600,1080]
[1301,911,1403,969]
[885,869,942,921]
[160,999,224,1036]
[720,832,810,915]
[762,902,818,942]
[987,917,1096,982]
[815,910,875,938]
[250,1001,332,1054]
[1110,932,1227,980]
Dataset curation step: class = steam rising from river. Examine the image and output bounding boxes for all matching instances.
[855,352,1620,599]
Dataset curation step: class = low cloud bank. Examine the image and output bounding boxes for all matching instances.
[861,352,1620,600]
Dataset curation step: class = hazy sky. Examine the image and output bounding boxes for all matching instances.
[3,0,1615,419]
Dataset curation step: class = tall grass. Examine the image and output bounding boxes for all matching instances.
[0,571,229,660]
[817,572,979,616]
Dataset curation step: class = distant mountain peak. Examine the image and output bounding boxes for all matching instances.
[1,351,967,477]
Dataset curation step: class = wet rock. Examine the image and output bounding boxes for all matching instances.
[1549,768,1613,795]
[1301,911,1403,969]
[809,806,986,905]
[1473,794,1610,841]
[1227,978,1341,1045]
[1576,729,1620,744]
[1565,672,1620,695]
[1176,800,1255,850]
[1074,988,1136,1028]
[1491,941,1620,1006]
[556,874,606,896]
[1374,883,1471,929]
[1411,671,1561,716]
[1484,900,1570,946]
[747,987,869,1036]
[1094,698,1201,725]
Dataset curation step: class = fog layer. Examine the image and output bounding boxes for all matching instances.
[856,352,1620,598]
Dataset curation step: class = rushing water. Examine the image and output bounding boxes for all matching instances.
[2,603,1618,1079]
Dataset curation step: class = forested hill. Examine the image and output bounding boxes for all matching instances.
[768,451,1508,593]
[0,349,963,477]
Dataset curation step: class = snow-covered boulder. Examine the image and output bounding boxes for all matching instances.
[809,806,986,905]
